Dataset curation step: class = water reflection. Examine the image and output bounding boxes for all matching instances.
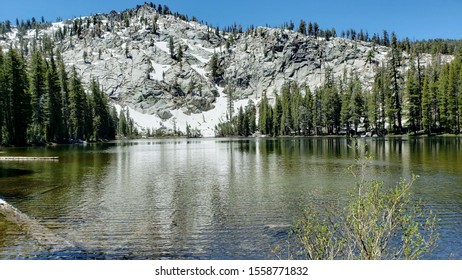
[0,168,35,179]
[0,137,461,259]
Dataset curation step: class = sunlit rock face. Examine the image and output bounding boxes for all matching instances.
[1,4,451,135]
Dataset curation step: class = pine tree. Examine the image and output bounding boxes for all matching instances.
[298,20,306,35]
[273,92,282,136]
[226,83,234,120]
[177,44,183,62]
[290,84,303,134]
[368,72,382,133]
[45,55,64,142]
[307,22,313,37]
[405,63,421,133]
[382,30,390,46]
[313,22,319,38]
[68,67,86,140]
[303,86,313,135]
[237,106,245,136]
[340,80,353,134]
[57,52,70,140]
[387,33,403,134]
[349,78,365,135]
[111,106,119,136]
[459,61,462,133]
[280,84,291,135]
[29,50,47,144]
[84,93,93,141]
[322,78,341,134]
[437,64,450,132]
[414,46,425,128]
[247,102,257,135]
[118,109,128,136]
[152,17,158,34]
[169,36,175,59]
[313,88,323,135]
[163,5,170,15]
[0,47,5,144]
[209,53,220,81]
[288,20,294,31]
[90,79,115,140]
[447,60,460,133]
[421,74,433,134]
[258,92,268,134]
[4,48,31,146]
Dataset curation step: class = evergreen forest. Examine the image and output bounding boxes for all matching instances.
[2,3,462,141]
[216,37,462,137]
[0,45,137,146]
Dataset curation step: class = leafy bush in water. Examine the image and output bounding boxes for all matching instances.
[285,153,438,260]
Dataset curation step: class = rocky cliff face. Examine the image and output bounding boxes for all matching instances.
[0,4,450,136]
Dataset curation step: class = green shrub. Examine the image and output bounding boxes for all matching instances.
[285,153,438,260]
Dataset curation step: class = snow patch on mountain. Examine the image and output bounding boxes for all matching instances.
[0,4,454,137]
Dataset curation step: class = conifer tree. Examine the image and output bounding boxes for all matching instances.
[340,81,353,134]
[307,22,313,37]
[313,88,323,135]
[421,74,433,134]
[447,60,460,133]
[237,106,245,136]
[169,36,175,59]
[437,64,449,132]
[84,93,93,140]
[290,84,303,134]
[387,33,403,133]
[247,102,257,135]
[303,86,313,135]
[226,83,234,120]
[405,63,421,133]
[209,53,220,81]
[280,85,291,135]
[57,52,70,140]
[152,17,158,34]
[258,92,268,134]
[4,48,31,146]
[273,92,282,135]
[29,50,47,143]
[349,78,365,135]
[313,22,319,38]
[91,79,115,140]
[459,62,462,133]
[177,44,183,62]
[298,20,306,35]
[45,55,64,142]
[68,67,86,140]
[321,77,341,134]
[118,109,128,136]
[0,47,5,144]
[110,106,119,136]
[368,72,383,133]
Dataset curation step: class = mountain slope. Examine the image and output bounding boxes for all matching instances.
[0,4,452,136]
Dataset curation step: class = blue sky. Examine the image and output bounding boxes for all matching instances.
[1,0,461,40]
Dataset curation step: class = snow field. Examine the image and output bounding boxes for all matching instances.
[115,86,257,137]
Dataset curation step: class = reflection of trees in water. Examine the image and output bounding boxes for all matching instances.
[0,168,34,178]
[1,138,461,259]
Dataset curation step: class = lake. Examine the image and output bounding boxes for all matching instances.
[0,137,461,259]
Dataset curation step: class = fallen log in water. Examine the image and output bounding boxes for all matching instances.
[0,156,59,161]
[0,198,74,252]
